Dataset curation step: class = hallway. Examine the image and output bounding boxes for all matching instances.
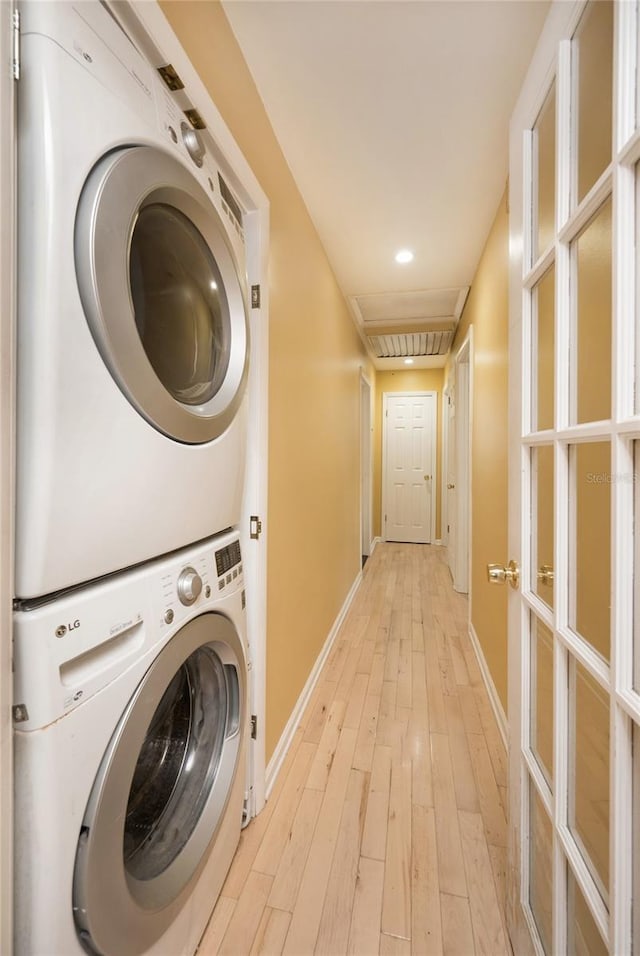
[200,543,510,955]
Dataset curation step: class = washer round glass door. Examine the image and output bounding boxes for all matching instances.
[73,613,246,956]
[75,146,249,444]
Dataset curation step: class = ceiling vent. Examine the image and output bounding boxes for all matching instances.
[368,331,454,358]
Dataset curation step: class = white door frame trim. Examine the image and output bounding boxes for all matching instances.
[360,369,373,559]
[453,330,473,596]
[441,383,451,548]
[114,1,270,818]
[0,3,16,948]
[381,390,438,545]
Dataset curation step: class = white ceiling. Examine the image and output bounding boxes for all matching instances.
[223,0,550,368]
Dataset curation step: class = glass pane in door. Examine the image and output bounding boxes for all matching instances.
[573,199,613,425]
[568,870,608,956]
[531,615,554,784]
[529,779,553,954]
[534,84,556,261]
[532,445,554,608]
[532,266,555,432]
[574,0,614,205]
[570,442,611,661]
[570,660,610,896]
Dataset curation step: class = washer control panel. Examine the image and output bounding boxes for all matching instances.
[177,566,203,606]
[157,534,243,630]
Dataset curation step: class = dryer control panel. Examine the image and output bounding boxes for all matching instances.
[215,539,243,592]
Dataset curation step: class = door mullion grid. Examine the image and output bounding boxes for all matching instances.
[610,2,639,946]
[614,0,637,154]
[520,122,543,944]
[553,636,569,954]
[552,29,574,956]
[524,747,553,816]
[523,590,554,632]
[557,39,573,235]
[554,624,610,692]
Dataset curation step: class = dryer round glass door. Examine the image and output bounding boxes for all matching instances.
[75,147,249,444]
[73,613,246,956]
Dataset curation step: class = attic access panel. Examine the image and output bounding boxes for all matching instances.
[368,331,454,358]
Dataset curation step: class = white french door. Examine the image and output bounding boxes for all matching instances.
[382,392,436,545]
[508,2,640,954]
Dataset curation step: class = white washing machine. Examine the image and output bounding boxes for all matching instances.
[16,1,251,599]
[13,530,250,956]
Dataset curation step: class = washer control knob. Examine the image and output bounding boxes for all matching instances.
[180,121,205,168]
[177,567,203,606]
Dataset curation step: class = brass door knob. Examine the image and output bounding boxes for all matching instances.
[487,560,520,589]
[447,483,455,489]
[537,565,554,586]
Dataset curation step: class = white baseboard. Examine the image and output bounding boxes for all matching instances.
[468,622,508,752]
[265,569,363,798]
[370,536,382,554]
[434,539,442,546]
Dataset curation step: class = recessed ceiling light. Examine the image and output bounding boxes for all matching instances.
[210,281,218,290]
[395,249,414,264]
[404,358,414,365]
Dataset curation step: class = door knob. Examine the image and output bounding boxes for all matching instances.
[424,474,431,481]
[487,560,520,589]
[537,565,554,586]
[447,483,455,489]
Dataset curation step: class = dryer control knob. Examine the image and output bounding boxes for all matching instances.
[180,121,205,168]
[177,567,203,606]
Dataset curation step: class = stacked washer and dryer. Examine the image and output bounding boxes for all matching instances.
[13,2,253,953]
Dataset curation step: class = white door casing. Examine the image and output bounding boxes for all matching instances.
[0,2,16,950]
[508,2,639,954]
[360,371,373,559]
[382,392,437,545]
[453,334,472,594]
[441,384,451,548]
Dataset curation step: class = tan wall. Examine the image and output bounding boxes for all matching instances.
[161,1,373,760]
[373,369,444,541]
[447,189,509,712]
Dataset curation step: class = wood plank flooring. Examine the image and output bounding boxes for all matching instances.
[200,543,510,955]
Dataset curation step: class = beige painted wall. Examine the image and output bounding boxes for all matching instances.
[373,369,444,542]
[161,1,373,760]
[447,189,509,712]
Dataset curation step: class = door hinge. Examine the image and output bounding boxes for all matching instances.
[249,515,262,540]
[250,714,258,739]
[251,284,261,309]
[12,9,20,80]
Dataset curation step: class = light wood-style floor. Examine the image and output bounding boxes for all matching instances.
[199,543,511,955]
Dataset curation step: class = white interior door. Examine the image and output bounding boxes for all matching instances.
[508,2,639,953]
[382,392,436,544]
[446,381,457,577]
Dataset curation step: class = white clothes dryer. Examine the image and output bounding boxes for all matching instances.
[16,1,251,599]
[13,530,250,956]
